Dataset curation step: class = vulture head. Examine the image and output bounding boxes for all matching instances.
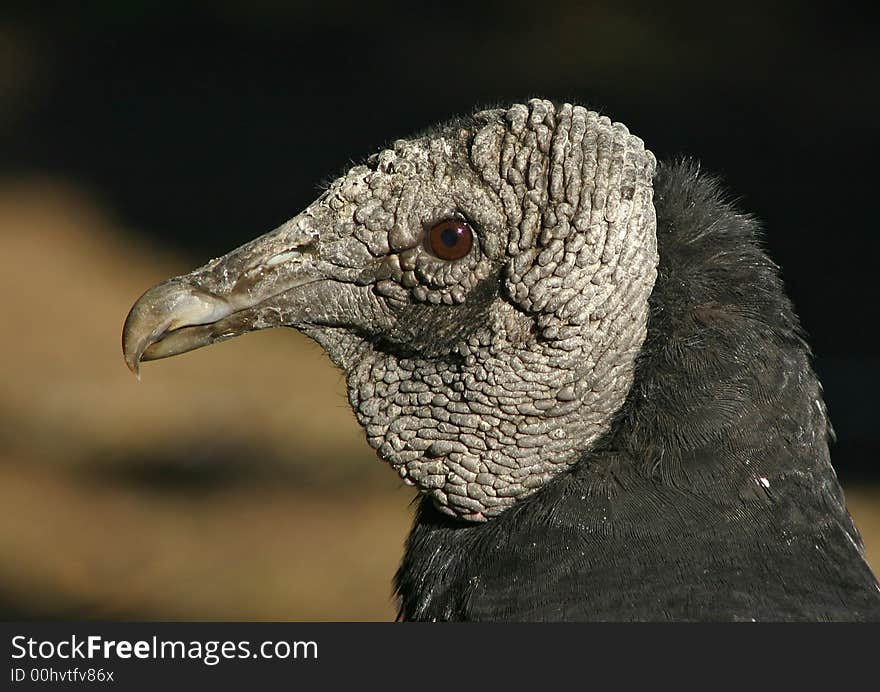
[123,100,657,522]
[124,99,880,620]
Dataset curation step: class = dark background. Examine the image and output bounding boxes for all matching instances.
[0,2,877,618]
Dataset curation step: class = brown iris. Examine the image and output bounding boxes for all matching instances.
[427,218,473,260]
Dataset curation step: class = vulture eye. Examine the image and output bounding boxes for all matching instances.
[427,219,473,260]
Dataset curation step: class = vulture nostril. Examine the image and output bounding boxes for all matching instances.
[427,219,473,260]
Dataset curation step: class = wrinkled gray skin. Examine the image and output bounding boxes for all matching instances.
[123,100,658,521]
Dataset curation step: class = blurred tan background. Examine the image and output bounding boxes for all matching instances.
[0,181,417,619]
[1,3,878,620]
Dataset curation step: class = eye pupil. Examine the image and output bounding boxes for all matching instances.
[428,219,473,260]
[440,227,461,247]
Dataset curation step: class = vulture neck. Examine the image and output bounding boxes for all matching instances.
[395,160,875,621]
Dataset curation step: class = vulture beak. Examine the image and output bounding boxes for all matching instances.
[122,218,326,377]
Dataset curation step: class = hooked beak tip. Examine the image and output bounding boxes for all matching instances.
[122,279,236,376]
[121,311,147,379]
[123,350,142,379]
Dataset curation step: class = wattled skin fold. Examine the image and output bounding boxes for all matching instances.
[124,99,880,620]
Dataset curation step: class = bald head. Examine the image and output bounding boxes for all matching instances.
[123,99,658,520]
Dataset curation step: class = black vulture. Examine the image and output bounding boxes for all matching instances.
[123,100,880,621]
